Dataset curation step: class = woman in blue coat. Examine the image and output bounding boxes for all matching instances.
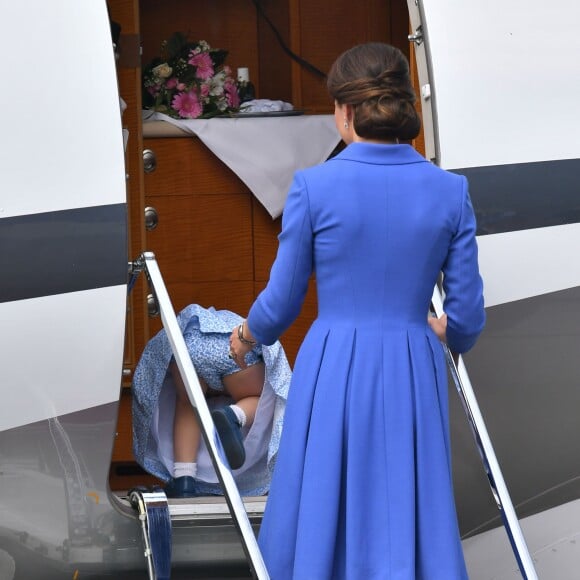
[229,42,485,579]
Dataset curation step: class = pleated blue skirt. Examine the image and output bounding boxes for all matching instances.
[258,322,468,580]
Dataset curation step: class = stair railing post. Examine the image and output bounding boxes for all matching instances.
[431,286,537,580]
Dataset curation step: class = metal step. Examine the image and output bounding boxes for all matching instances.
[118,492,266,523]
[117,490,265,574]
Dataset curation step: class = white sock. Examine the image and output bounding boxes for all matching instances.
[173,462,197,478]
[230,404,247,428]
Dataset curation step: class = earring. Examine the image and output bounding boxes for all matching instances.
[343,120,349,129]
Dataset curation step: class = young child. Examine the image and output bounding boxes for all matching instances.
[132,304,291,498]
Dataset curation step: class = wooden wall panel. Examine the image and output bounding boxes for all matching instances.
[389,0,411,60]
[253,197,281,281]
[143,138,250,195]
[257,0,293,102]
[297,0,377,111]
[140,0,260,88]
[139,0,410,115]
[110,389,161,483]
[111,389,134,462]
[410,41,426,157]
[290,0,409,112]
[148,280,256,336]
[109,0,138,35]
[253,279,318,365]
[293,0,389,111]
[145,193,253,282]
[253,197,317,366]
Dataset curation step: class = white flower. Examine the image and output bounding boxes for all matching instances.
[209,70,226,96]
[152,63,173,80]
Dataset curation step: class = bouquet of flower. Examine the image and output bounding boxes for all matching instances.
[142,33,240,119]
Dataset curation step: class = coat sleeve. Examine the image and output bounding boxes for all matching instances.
[247,173,313,345]
[442,176,486,353]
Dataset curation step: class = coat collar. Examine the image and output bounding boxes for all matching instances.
[331,142,428,166]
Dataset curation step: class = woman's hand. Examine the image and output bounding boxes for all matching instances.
[428,313,460,365]
[428,313,447,343]
[229,321,256,369]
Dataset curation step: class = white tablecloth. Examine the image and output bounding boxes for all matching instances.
[143,111,341,218]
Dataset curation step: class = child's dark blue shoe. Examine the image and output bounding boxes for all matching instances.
[211,406,246,470]
[164,475,201,498]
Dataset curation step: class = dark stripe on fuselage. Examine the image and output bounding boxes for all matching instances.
[0,204,127,303]
[452,158,580,235]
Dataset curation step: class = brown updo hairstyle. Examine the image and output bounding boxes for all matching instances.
[327,43,421,141]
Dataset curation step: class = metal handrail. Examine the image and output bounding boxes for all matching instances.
[136,252,270,580]
[431,286,538,580]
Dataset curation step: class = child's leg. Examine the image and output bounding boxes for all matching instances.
[222,361,265,427]
[232,396,260,426]
[212,362,265,469]
[170,361,207,464]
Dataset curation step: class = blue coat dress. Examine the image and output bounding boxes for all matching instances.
[247,143,485,580]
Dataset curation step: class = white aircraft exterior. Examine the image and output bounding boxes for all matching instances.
[0,0,578,578]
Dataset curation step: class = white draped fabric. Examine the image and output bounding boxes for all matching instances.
[143,112,341,218]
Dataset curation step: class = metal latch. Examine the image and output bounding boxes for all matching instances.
[408,25,423,46]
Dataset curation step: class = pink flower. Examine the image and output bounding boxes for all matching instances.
[188,51,214,80]
[165,77,178,89]
[171,90,202,118]
[224,79,240,108]
[200,83,210,99]
[177,83,186,91]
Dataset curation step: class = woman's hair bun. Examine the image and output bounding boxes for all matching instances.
[327,43,421,141]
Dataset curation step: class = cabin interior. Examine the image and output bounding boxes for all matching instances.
[107,0,425,492]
